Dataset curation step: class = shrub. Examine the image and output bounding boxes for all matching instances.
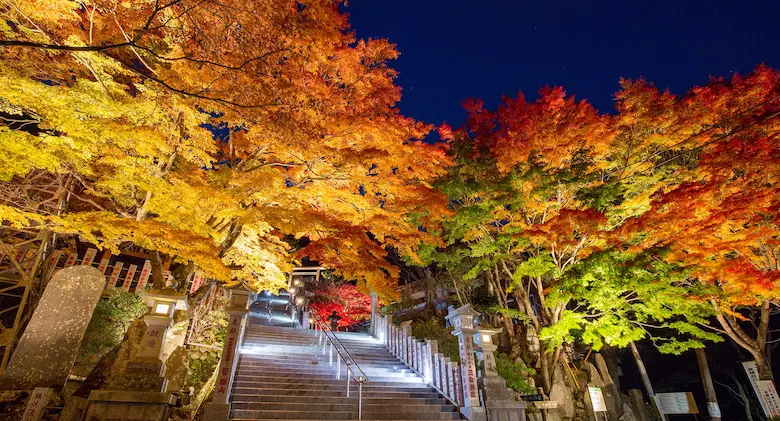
[411,318,460,362]
[495,353,536,394]
[74,291,148,376]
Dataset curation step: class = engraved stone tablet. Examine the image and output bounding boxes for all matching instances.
[1,265,106,389]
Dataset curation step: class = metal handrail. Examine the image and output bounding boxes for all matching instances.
[310,310,369,419]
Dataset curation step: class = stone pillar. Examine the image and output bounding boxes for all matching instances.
[370,292,378,336]
[204,288,255,421]
[426,340,438,384]
[384,314,393,347]
[446,304,486,421]
[400,321,412,364]
[301,310,310,330]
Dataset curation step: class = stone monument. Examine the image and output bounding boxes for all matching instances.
[0,265,106,389]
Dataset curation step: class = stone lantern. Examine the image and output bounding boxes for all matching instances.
[446,304,486,421]
[474,325,527,421]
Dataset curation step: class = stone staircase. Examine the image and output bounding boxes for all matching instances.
[228,319,463,420]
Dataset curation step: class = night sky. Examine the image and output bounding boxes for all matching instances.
[346,0,780,132]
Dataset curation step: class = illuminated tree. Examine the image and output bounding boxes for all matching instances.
[0,0,450,295]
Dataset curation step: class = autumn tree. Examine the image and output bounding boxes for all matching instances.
[615,67,780,379]
[433,87,616,393]
[310,283,372,328]
[0,0,450,298]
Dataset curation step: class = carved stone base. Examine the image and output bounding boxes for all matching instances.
[203,402,231,421]
[85,390,176,421]
[108,360,168,393]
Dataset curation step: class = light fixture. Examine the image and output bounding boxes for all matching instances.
[295,297,305,305]
[293,280,302,286]
[481,334,492,344]
[288,287,297,294]
[153,302,171,316]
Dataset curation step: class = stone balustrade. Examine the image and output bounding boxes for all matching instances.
[371,304,526,421]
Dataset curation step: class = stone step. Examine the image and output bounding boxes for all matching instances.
[232,380,434,390]
[230,409,461,420]
[234,316,462,421]
[234,374,424,384]
[233,379,428,389]
[235,363,413,375]
[231,388,442,399]
[237,356,403,368]
[231,402,456,413]
[230,394,447,405]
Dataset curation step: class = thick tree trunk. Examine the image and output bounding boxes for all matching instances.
[711,299,774,381]
[539,351,552,395]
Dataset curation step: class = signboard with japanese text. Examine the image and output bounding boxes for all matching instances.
[213,313,244,403]
[96,251,111,274]
[121,264,137,291]
[654,392,698,414]
[190,272,205,293]
[63,252,77,267]
[81,248,97,266]
[458,334,479,402]
[136,260,152,291]
[21,387,52,421]
[44,250,62,280]
[743,361,780,417]
[107,262,123,290]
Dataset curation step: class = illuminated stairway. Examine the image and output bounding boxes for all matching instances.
[228,318,463,420]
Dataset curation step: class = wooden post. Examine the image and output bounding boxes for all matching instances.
[695,348,721,421]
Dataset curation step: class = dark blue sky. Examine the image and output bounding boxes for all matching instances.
[346,0,779,130]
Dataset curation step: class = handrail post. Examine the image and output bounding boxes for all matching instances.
[358,381,363,420]
[337,353,341,379]
[346,365,351,397]
[329,343,333,366]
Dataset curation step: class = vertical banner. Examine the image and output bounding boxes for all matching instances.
[63,252,77,267]
[107,262,124,290]
[14,245,30,264]
[190,272,204,294]
[81,248,98,266]
[458,334,479,403]
[135,260,152,292]
[97,251,111,274]
[213,313,244,403]
[121,264,138,291]
[44,250,63,280]
[21,387,52,421]
[743,361,780,417]
[206,285,217,308]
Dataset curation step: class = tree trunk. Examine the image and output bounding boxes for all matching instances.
[696,348,721,421]
[539,351,552,395]
[150,249,165,289]
[711,299,774,381]
[630,341,664,421]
